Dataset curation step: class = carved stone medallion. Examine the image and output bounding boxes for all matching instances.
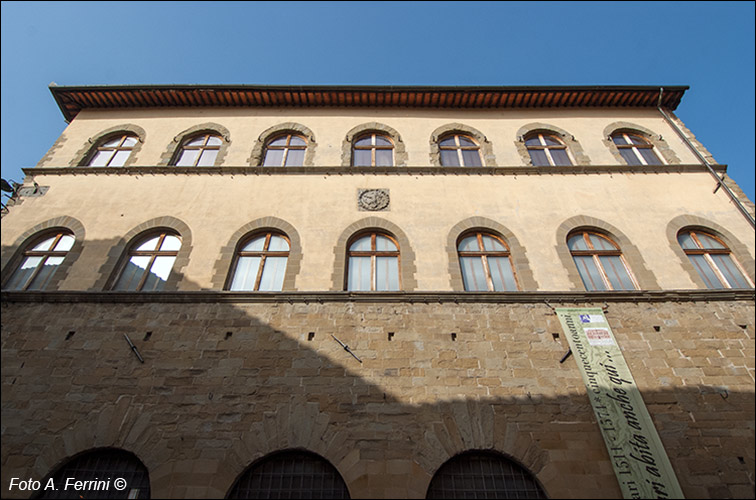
[358,189,390,211]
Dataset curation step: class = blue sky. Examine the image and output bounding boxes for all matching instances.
[1,1,754,202]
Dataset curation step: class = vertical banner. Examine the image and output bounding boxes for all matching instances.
[556,307,684,499]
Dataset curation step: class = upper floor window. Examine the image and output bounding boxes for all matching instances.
[87,134,138,167]
[347,232,400,291]
[458,232,518,291]
[678,230,752,289]
[113,231,181,291]
[228,232,290,291]
[263,134,307,167]
[173,133,222,166]
[352,133,394,166]
[524,133,572,166]
[439,134,482,167]
[611,132,662,166]
[568,230,638,291]
[4,231,75,290]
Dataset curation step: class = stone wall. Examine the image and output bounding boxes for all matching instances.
[1,295,753,498]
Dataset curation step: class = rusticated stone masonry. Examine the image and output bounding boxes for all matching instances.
[1,297,753,498]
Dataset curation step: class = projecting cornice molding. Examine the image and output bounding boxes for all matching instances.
[22,163,728,178]
[2,289,753,304]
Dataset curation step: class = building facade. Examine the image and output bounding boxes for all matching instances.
[1,85,754,498]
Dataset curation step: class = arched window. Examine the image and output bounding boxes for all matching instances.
[458,231,519,291]
[263,133,307,166]
[227,450,350,499]
[439,134,482,167]
[113,231,181,291]
[228,232,290,291]
[37,448,150,499]
[352,132,394,166]
[524,132,572,166]
[347,232,400,291]
[678,230,752,289]
[4,231,75,290]
[86,134,138,167]
[568,230,638,291]
[426,451,546,499]
[173,133,222,166]
[611,131,662,166]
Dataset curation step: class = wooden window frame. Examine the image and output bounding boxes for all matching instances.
[263,133,307,167]
[457,231,520,291]
[524,132,572,166]
[7,232,73,290]
[346,231,401,291]
[173,133,222,167]
[118,232,180,291]
[228,232,291,291]
[568,230,639,291]
[611,132,663,166]
[679,230,753,289]
[352,132,394,167]
[439,134,482,166]
[87,134,137,167]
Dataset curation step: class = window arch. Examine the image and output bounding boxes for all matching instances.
[250,123,317,167]
[227,231,290,291]
[85,134,139,167]
[515,123,590,166]
[112,231,182,291]
[447,218,538,291]
[567,230,638,291]
[332,218,417,291]
[677,229,752,289]
[159,123,231,167]
[426,450,546,499]
[438,133,483,167]
[524,132,572,166]
[3,231,75,290]
[37,448,150,499]
[68,125,146,168]
[227,450,349,499]
[352,132,394,166]
[211,217,302,291]
[263,133,307,167]
[457,231,519,291]
[342,123,407,167]
[610,131,663,166]
[346,231,400,291]
[172,133,223,166]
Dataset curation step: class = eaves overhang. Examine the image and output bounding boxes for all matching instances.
[49,84,689,122]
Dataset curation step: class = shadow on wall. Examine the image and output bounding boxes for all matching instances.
[0,252,754,499]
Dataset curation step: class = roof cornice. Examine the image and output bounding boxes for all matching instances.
[49,84,689,122]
